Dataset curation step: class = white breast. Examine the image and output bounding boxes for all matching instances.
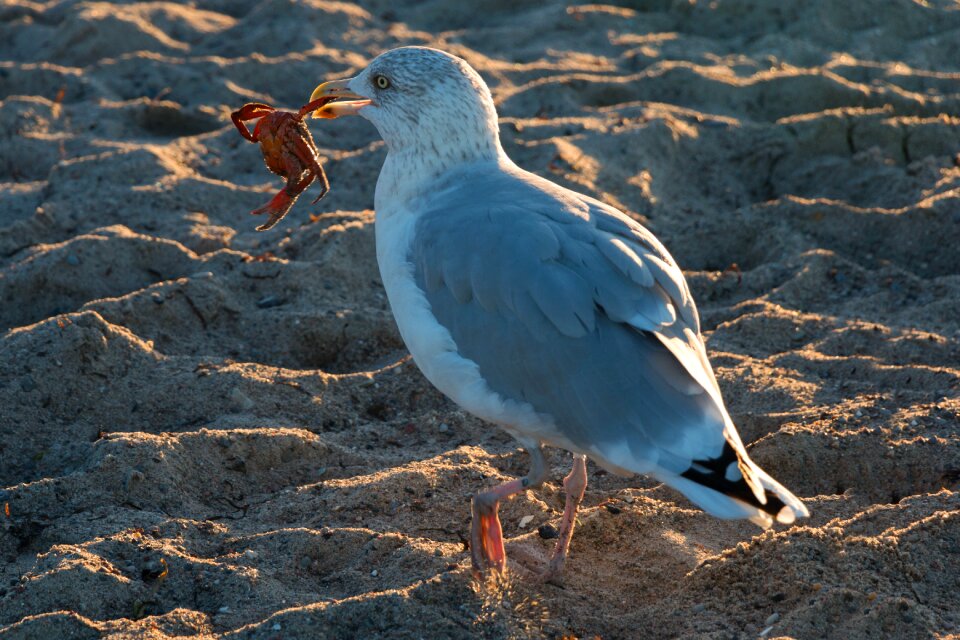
[374,206,561,448]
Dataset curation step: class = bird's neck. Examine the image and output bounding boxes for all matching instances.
[374,134,505,216]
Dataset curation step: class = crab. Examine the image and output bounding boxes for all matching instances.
[230,98,332,231]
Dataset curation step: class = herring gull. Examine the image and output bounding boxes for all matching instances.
[309,46,809,579]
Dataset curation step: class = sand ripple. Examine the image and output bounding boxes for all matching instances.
[1,1,958,638]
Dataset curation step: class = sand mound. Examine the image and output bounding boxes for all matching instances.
[1,1,958,638]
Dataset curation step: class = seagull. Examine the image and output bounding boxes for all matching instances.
[309,46,809,579]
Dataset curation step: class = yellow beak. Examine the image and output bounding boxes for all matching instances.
[308,79,372,119]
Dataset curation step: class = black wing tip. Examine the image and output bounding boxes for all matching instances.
[680,440,787,519]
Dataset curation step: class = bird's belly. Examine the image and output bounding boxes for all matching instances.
[375,210,561,447]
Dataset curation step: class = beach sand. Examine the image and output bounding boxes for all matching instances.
[1,1,959,638]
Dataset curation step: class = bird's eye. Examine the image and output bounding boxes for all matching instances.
[374,74,390,90]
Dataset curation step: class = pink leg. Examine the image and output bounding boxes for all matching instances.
[471,445,548,578]
[545,454,587,580]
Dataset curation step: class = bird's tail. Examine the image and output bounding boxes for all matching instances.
[655,432,809,528]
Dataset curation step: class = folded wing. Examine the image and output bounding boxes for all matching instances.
[410,162,808,526]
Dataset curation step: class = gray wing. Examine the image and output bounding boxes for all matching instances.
[410,163,728,474]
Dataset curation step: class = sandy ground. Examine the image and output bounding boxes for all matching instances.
[0,0,959,638]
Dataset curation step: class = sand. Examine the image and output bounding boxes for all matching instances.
[0,0,958,638]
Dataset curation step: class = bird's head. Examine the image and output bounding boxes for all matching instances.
[310,47,502,162]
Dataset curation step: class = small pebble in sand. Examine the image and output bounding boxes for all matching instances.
[758,625,774,638]
[434,548,443,557]
[229,387,255,412]
[692,603,706,614]
[518,515,535,528]
[272,623,282,631]
[855,410,863,418]
[151,292,164,304]
[142,557,168,581]
[438,423,449,433]
[218,606,230,614]
[299,556,311,569]
[256,295,283,309]
[125,470,145,492]
[538,524,559,539]
[371,569,379,577]
[765,612,780,625]
[66,254,80,266]
[910,420,918,426]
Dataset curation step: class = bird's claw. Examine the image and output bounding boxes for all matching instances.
[470,499,507,578]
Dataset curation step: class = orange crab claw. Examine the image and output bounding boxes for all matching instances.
[231,103,276,142]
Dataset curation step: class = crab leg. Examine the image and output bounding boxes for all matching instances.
[251,170,312,231]
[231,103,274,142]
[310,163,330,204]
[298,97,335,119]
[288,131,330,203]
